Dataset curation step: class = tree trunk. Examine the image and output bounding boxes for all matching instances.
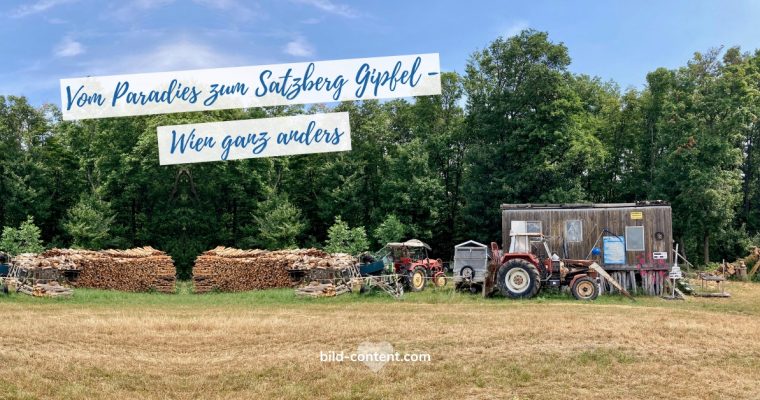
[742,130,754,221]
[130,198,136,244]
[232,198,238,244]
[703,232,710,265]
[0,165,5,228]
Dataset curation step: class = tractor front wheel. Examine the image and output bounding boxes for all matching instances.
[408,267,427,292]
[571,277,599,301]
[433,271,447,288]
[497,259,541,299]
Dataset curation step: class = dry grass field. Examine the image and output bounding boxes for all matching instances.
[2,281,760,400]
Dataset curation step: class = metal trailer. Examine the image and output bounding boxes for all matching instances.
[453,240,489,292]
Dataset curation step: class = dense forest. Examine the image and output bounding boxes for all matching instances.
[2,30,759,277]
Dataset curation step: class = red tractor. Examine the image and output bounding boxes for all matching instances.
[384,240,447,292]
[484,232,600,300]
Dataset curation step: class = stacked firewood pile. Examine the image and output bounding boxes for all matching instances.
[85,247,176,292]
[711,247,760,280]
[192,246,357,293]
[12,247,176,293]
[715,261,740,277]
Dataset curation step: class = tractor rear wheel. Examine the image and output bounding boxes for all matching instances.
[571,277,599,301]
[497,259,541,299]
[408,266,427,292]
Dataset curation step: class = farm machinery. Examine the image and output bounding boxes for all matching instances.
[359,239,447,293]
[483,232,608,300]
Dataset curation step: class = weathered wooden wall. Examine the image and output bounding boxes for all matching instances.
[501,204,672,270]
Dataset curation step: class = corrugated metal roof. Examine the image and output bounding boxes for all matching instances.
[454,240,488,249]
[500,201,669,210]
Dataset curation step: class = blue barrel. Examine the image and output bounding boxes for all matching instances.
[0,263,9,278]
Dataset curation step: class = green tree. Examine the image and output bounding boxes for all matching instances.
[0,96,60,242]
[373,214,406,246]
[647,49,744,263]
[250,194,306,249]
[63,193,116,250]
[410,72,467,251]
[0,216,44,255]
[462,30,585,242]
[325,216,369,254]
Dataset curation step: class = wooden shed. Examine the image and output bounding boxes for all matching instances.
[501,202,673,295]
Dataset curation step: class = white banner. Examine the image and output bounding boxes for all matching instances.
[61,54,441,120]
[156,112,351,165]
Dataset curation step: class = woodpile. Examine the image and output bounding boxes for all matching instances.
[12,247,176,293]
[17,281,73,297]
[192,246,357,293]
[709,247,760,281]
[744,247,760,277]
[715,261,739,277]
[295,282,351,298]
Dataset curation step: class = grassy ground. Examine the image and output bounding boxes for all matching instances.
[1,281,759,399]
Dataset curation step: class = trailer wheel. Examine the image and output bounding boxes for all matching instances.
[408,267,427,292]
[497,259,540,299]
[460,266,474,281]
[571,277,599,301]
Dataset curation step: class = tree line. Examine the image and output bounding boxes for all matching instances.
[1,30,759,277]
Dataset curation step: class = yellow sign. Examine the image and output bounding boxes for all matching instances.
[631,211,643,220]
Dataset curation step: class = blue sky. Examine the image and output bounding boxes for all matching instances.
[3,0,760,107]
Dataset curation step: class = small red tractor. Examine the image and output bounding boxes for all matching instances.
[360,239,447,292]
[484,232,600,300]
[388,240,447,291]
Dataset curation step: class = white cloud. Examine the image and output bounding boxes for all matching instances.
[105,39,246,74]
[503,20,529,38]
[108,0,257,21]
[294,0,358,18]
[284,37,314,58]
[126,0,174,10]
[192,0,257,19]
[9,0,76,18]
[192,0,238,10]
[108,0,174,20]
[54,37,85,57]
